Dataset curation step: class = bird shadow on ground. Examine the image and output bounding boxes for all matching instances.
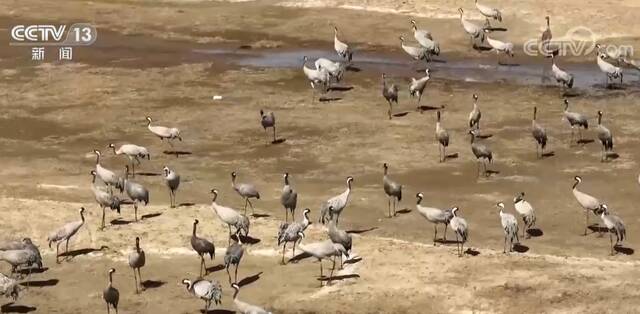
[206,264,225,274]
[485,27,508,32]
[238,272,263,288]
[435,239,460,245]
[162,150,193,157]
[119,199,135,205]
[576,139,595,145]
[135,172,162,177]
[476,133,493,139]
[343,257,362,265]
[319,97,342,102]
[17,267,48,275]
[289,252,312,263]
[141,212,163,220]
[59,246,107,258]
[251,213,271,218]
[319,274,360,283]
[141,280,166,289]
[110,218,133,226]
[497,61,520,67]
[346,227,378,234]
[231,234,261,245]
[444,153,459,161]
[562,90,581,98]
[395,208,412,215]
[20,279,59,287]
[201,310,234,314]
[605,152,620,160]
[0,303,36,313]
[541,151,555,158]
[465,248,481,256]
[485,170,500,176]
[513,243,529,253]
[417,105,444,112]
[328,86,353,92]
[587,225,608,234]
[472,45,493,52]
[271,138,286,144]
[178,203,196,207]
[346,65,361,72]
[392,111,410,118]
[615,245,634,255]
[526,228,544,237]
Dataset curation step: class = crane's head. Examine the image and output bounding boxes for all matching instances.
[346,176,354,184]
[181,279,192,289]
[90,170,97,176]
[259,109,264,116]
[563,98,569,105]
[94,149,101,155]
[545,16,550,22]
[600,204,609,214]
[108,268,115,274]
[194,219,199,225]
[416,192,424,201]
[302,55,308,62]
[472,93,478,101]
[574,176,582,183]
[597,110,603,117]
[451,206,460,216]
[425,68,430,76]
[210,189,219,201]
[145,116,152,122]
[108,143,115,149]
[383,163,388,170]
[303,208,311,215]
[514,192,525,203]
[79,207,85,215]
[163,166,170,175]
[410,20,417,30]
[231,283,240,291]
[399,35,405,42]
[333,26,338,33]
[496,202,505,210]
[284,172,289,179]
[297,231,305,240]
[231,171,237,178]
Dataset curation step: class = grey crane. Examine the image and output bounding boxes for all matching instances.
[409,69,430,108]
[163,166,180,208]
[415,193,453,245]
[124,165,149,221]
[259,109,276,144]
[531,107,548,158]
[382,163,402,217]
[94,150,123,193]
[399,35,428,63]
[551,55,574,89]
[146,116,182,148]
[513,192,536,239]
[0,238,42,270]
[47,207,85,263]
[468,94,481,130]
[327,212,352,269]
[381,73,399,120]
[333,26,352,62]
[281,172,298,222]
[302,56,330,103]
[128,237,145,294]
[297,232,348,287]
[562,99,588,144]
[486,36,514,64]
[181,278,223,312]
[190,219,215,277]
[497,202,519,254]
[231,283,272,314]
[541,16,553,56]
[103,268,119,314]
[469,130,493,177]
[90,170,121,230]
[435,111,450,162]
[475,0,502,27]
[0,249,39,279]
[458,8,486,45]
[596,111,614,162]
[599,204,626,255]
[410,21,440,61]
[224,235,245,284]
[0,273,19,301]
[277,208,311,264]
[231,171,260,216]
[572,176,604,236]
[108,143,149,178]
[211,189,249,244]
[449,207,469,257]
[319,176,353,225]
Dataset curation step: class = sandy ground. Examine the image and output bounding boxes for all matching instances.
[1,0,640,313]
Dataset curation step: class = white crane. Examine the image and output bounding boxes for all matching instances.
[315,58,345,83]
[415,193,452,245]
[399,36,428,62]
[108,143,149,177]
[231,283,272,314]
[146,116,182,148]
[596,52,623,87]
[47,207,85,263]
[475,0,502,27]
[551,55,574,89]
[458,8,486,45]
[93,150,122,193]
[333,26,352,62]
[302,56,330,103]
[319,176,353,225]
[485,37,514,64]
[410,20,439,60]
[409,69,430,108]
[572,176,604,236]
[513,192,536,239]
[210,189,246,244]
[497,202,519,254]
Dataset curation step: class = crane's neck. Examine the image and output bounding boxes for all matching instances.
[91,175,96,184]
[533,109,537,121]
[302,212,310,227]
[383,167,388,176]
[416,197,423,205]
[233,287,239,300]
[108,273,113,286]
[469,134,475,144]
[80,211,85,222]
[136,242,140,252]
[284,176,290,186]
[564,102,569,112]
[95,154,100,165]
[572,180,579,190]
[598,114,602,125]
[192,223,197,236]
[110,146,117,155]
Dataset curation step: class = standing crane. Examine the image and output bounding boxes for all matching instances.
[381,73,399,120]
[319,176,353,225]
[449,207,469,257]
[382,163,402,217]
[103,268,119,314]
[47,207,85,263]
[435,111,450,162]
[572,176,604,236]
[280,172,298,222]
[409,69,430,109]
[531,107,548,158]
[497,202,519,254]
[596,110,614,162]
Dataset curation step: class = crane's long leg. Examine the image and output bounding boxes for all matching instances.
[132,268,138,294]
[387,101,393,120]
[387,197,391,218]
[433,224,437,246]
[281,243,286,265]
[55,242,61,264]
[107,303,110,314]
[226,264,232,284]
[247,199,255,215]
[328,256,336,286]
[583,211,589,236]
[455,233,460,257]
[610,232,614,255]
[443,224,449,241]
[243,199,248,215]
[134,202,138,221]
[228,225,232,245]
[65,239,70,261]
[285,208,289,223]
[101,206,106,230]
[234,264,239,283]
[272,126,277,143]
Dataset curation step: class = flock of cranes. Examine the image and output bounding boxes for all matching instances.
[2,2,639,313]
